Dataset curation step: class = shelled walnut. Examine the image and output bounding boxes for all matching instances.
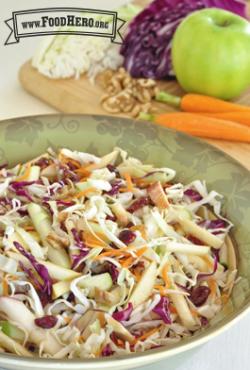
[99,68,159,117]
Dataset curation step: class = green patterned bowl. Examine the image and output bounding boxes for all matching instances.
[0,114,250,370]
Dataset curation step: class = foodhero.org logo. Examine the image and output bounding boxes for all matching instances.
[4,7,125,45]
[27,14,110,29]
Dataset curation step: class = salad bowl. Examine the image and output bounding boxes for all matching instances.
[0,114,249,370]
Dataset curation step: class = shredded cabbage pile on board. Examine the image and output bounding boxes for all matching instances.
[0,147,238,359]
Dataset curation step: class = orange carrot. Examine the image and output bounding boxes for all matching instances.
[201,111,250,128]
[2,279,8,296]
[130,225,147,240]
[162,263,171,289]
[208,279,217,299]
[17,163,31,182]
[123,172,134,192]
[74,187,97,198]
[156,91,250,114]
[133,327,160,343]
[140,112,250,143]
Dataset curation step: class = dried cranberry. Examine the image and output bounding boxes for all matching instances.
[34,315,58,329]
[107,164,117,173]
[35,157,50,169]
[190,286,211,307]
[127,197,150,213]
[118,229,136,245]
[200,316,209,326]
[106,214,117,222]
[127,221,135,228]
[106,181,122,196]
[184,189,202,201]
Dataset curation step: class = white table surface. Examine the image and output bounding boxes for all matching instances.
[0,1,250,369]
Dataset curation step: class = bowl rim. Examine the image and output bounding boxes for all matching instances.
[0,113,250,366]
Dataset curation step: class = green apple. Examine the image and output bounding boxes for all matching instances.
[172,8,250,99]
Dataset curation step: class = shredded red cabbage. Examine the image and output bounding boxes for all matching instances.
[14,241,52,305]
[11,181,37,189]
[184,189,202,201]
[34,315,58,329]
[112,302,133,322]
[198,249,219,280]
[107,262,119,283]
[14,188,33,201]
[101,344,114,357]
[71,250,89,270]
[152,296,172,324]
[121,0,248,78]
[105,180,122,196]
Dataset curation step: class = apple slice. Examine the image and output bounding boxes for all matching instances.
[79,273,113,291]
[130,262,157,308]
[106,316,134,343]
[178,217,223,249]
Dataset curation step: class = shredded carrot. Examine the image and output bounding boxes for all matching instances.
[2,278,9,296]
[123,172,134,192]
[16,163,31,182]
[154,285,166,296]
[63,316,72,324]
[135,246,148,258]
[221,293,229,304]
[116,338,125,348]
[121,257,134,268]
[202,255,214,270]
[75,164,95,176]
[23,225,35,232]
[208,279,217,298]
[94,249,131,260]
[169,304,177,314]
[83,230,108,248]
[190,308,198,318]
[162,263,171,289]
[97,312,106,328]
[134,327,160,343]
[130,225,147,240]
[74,187,97,198]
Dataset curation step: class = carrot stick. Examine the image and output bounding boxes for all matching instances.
[200,111,250,128]
[156,91,250,114]
[139,112,250,143]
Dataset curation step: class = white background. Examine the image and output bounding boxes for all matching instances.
[0,0,250,369]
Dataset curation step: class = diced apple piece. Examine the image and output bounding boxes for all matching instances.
[178,217,223,249]
[0,321,25,343]
[106,316,134,343]
[0,330,32,357]
[78,273,113,291]
[148,181,169,209]
[26,165,40,181]
[130,262,157,308]
[52,281,71,299]
[94,286,121,305]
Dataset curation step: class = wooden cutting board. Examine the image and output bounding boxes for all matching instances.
[18,0,250,170]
